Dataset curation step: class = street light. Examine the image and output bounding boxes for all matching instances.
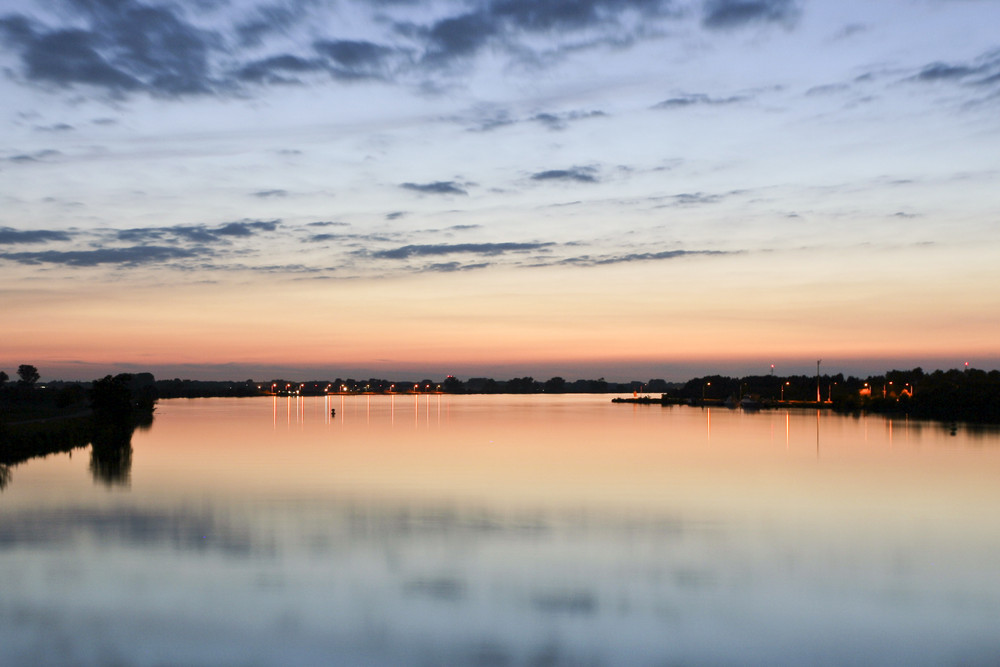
[702,381,711,403]
[781,381,790,401]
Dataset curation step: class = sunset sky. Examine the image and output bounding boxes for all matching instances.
[2,0,998,382]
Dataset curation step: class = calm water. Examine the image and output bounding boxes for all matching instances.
[2,395,1000,665]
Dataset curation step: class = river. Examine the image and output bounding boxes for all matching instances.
[2,394,999,665]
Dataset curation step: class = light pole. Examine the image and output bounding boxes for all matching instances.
[781,381,789,401]
[702,381,710,404]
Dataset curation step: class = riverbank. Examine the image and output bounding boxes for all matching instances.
[0,411,94,465]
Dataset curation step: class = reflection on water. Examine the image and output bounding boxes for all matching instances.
[89,422,134,487]
[2,395,1000,666]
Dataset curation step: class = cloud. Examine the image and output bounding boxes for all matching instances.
[906,49,1000,88]
[421,12,499,63]
[530,110,607,130]
[832,23,866,41]
[805,83,849,97]
[670,192,725,205]
[644,189,742,208]
[234,3,305,48]
[409,0,677,67]
[561,249,730,266]
[701,0,799,30]
[386,211,406,220]
[314,39,393,67]
[913,62,984,83]
[400,181,468,195]
[302,230,394,245]
[115,220,279,244]
[371,242,556,260]
[976,71,1000,88]
[652,93,746,109]
[0,0,681,100]
[236,55,325,84]
[467,107,606,133]
[531,167,599,183]
[493,0,674,33]
[0,1,218,96]
[252,189,288,198]
[423,261,491,273]
[470,110,517,132]
[1,246,203,267]
[0,227,73,244]
[312,39,403,80]
[35,122,74,132]
[5,149,61,163]
[216,220,280,236]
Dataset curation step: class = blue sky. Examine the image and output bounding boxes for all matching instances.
[2,0,999,381]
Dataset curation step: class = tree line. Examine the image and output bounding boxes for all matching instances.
[3,364,998,424]
[676,367,1000,423]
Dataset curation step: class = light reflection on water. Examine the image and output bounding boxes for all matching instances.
[2,395,1000,666]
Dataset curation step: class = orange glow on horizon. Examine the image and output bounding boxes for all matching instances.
[4,254,998,378]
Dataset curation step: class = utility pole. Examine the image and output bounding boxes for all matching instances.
[816,359,822,403]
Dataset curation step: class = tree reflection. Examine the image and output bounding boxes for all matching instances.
[87,373,156,487]
[0,464,10,491]
[90,421,135,487]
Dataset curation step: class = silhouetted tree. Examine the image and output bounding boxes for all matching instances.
[0,370,8,386]
[506,377,539,393]
[129,372,158,410]
[544,377,566,393]
[443,376,465,393]
[646,379,670,393]
[17,364,39,387]
[91,374,135,419]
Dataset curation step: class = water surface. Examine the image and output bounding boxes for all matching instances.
[2,395,999,665]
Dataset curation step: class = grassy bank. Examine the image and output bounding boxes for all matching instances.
[0,411,94,465]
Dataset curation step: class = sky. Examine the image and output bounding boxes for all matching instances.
[1,0,999,382]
